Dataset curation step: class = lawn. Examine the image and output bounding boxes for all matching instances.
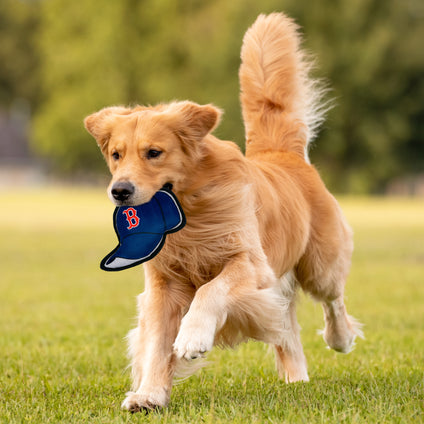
[1,188,423,423]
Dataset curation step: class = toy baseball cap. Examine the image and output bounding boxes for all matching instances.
[101,184,185,271]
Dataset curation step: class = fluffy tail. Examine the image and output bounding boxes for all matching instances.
[239,13,327,160]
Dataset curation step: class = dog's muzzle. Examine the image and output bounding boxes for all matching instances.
[111,181,135,202]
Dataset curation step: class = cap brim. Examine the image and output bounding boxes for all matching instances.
[100,233,165,271]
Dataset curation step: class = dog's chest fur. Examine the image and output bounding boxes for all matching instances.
[151,184,254,288]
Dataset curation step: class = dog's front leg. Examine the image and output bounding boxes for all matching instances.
[122,266,190,412]
[173,252,277,360]
[173,279,228,360]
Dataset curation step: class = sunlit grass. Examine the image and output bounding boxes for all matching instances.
[1,188,423,423]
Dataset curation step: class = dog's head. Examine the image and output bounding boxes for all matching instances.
[84,101,221,206]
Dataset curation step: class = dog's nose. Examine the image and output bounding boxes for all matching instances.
[111,182,135,202]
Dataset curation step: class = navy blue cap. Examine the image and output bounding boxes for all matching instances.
[101,185,185,271]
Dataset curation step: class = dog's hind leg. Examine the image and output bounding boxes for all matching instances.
[315,248,364,354]
[296,209,363,354]
[320,296,363,353]
[273,279,309,383]
[300,271,363,354]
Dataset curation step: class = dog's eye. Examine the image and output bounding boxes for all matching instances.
[147,150,162,159]
[111,152,120,161]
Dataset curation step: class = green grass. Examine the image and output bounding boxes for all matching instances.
[1,188,423,423]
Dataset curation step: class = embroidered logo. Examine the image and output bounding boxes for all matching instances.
[122,207,140,230]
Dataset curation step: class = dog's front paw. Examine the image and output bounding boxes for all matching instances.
[173,315,216,360]
[121,389,169,413]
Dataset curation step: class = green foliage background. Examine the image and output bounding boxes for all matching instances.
[1,0,423,192]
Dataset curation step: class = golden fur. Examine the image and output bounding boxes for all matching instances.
[84,13,362,412]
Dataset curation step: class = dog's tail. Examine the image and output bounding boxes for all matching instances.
[239,13,327,160]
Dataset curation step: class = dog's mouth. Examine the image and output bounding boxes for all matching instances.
[109,182,174,206]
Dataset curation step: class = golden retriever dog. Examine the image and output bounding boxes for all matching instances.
[84,13,362,412]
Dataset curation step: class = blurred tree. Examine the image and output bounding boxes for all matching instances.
[301,0,424,192]
[25,0,424,191]
[0,0,40,108]
[32,1,127,172]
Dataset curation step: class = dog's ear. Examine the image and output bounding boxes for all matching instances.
[84,107,132,152]
[169,101,222,143]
